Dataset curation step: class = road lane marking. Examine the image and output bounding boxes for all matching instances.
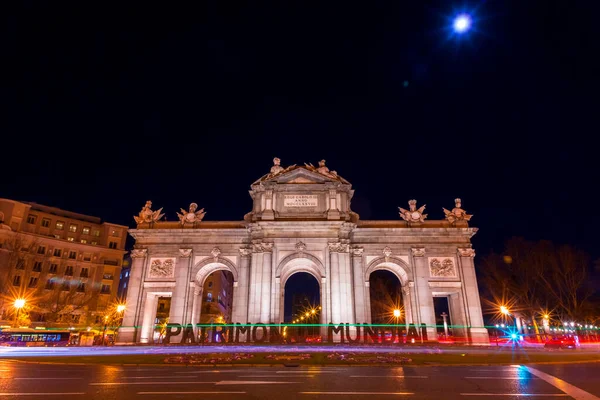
[464,377,538,380]
[137,392,246,395]
[238,375,314,378]
[89,382,216,386]
[349,375,427,378]
[276,371,338,374]
[0,393,85,396]
[216,381,299,385]
[461,394,568,397]
[173,371,234,374]
[522,366,600,400]
[300,392,413,395]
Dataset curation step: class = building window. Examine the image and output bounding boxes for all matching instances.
[80,268,89,278]
[69,224,77,233]
[80,239,87,244]
[37,246,46,254]
[92,230,100,237]
[77,283,86,292]
[100,284,111,294]
[103,274,113,280]
[125,271,129,278]
[82,227,90,235]
[33,261,43,272]
[28,277,38,287]
[56,221,64,230]
[65,266,74,276]
[12,276,21,286]
[15,259,25,270]
[68,251,77,259]
[111,229,119,237]
[45,279,55,290]
[67,237,75,242]
[123,282,127,289]
[54,234,61,239]
[49,264,58,274]
[27,215,37,224]
[41,218,51,228]
[91,241,98,245]
[53,249,62,257]
[208,281,213,288]
[83,254,91,261]
[61,281,70,291]
[206,292,213,302]
[108,241,118,249]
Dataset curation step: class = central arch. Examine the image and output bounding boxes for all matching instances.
[274,253,327,327]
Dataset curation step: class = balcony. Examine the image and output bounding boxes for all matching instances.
[103,260,119,266]
[102,274,114,280]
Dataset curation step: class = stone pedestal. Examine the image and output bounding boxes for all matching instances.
[117,249,147,344]
[412,248,437,342]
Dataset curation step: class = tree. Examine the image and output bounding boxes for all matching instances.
[480,238,596,331]
[34,280,100,325]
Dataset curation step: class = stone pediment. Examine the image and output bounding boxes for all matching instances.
[253,165,349,186]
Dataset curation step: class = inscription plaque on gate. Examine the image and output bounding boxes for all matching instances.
[284,194,318,207]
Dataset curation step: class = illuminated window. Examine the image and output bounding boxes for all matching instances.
[41,218,51,228]
[69,224,77,233]
[92,230,100,237]
[91,241,97,245]
[111,229,119,237]
[206,292,212,302]
[27,215,37,224]
[56,221,64,230]
[67,237,74,242]
[82,227,90,235]
[80,239,87,244]
[54,234,61,239]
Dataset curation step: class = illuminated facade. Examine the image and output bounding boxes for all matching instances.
[119,159,489,345]
[0,199,127,327]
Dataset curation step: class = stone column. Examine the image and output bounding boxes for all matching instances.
[449,292,468,340]
[352,247,366,323]
[140,293,159,344]
[260,242,273,323]
[118,248,147,344]
[247,249,262,323]
[189,286,202,335]
[328,243,341,323]
[411,247,437,342]
[169,249,193,338]
[457,248,490,345]
[231,247,251,323]
[402,286,413,326]
[364,281,372,323]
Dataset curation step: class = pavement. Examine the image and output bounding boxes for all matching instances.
[1,360,599,399]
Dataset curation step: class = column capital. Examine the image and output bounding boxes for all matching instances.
[458,247,476,257]
[252,242,273,253]
[351,246,364,257]
[411,247,426,257]
[402,286,410,296]
[179,248,192,258]
[194,287,202,296]
[239,247,252,257]
[328,242,349,253]
[131,248,148,258]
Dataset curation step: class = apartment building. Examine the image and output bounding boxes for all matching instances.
[0,199,128,327]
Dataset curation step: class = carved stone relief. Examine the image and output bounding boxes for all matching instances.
[328,242,349,253]
[211,247,221,260]
[239,247,252,257]
[428,257,457,278]
[458,248,476,257]
[179,249,192,258]
[295,241,306,253]
[148,257,175,278]
[411,247,426,257]
[383,246,392,259]
[352,246,364,257]
[253,242,274,253]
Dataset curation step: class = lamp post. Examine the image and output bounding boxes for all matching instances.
[393,309,401,344]
[13,298,26,327]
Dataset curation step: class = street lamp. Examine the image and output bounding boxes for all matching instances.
[13,298,26,327]
[453,13,472,34]
[393,309,401,343]
[116,304,126,313]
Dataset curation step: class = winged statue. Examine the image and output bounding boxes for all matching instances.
[399,199,427,223]
[134,200,164,224]
[177,203,206,225]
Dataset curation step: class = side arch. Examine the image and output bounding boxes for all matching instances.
[192,256,239,286]
[364,256,410,285]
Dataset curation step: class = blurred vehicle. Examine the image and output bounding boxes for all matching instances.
[544,335,580,349]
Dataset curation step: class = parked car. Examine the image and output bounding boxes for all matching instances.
[544,335,580,349]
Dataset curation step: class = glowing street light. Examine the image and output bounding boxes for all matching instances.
[14,299,26,309]
[116,304,126,313]
[453,13,472,34]
[500,305,509,315]
[393,309,401,318]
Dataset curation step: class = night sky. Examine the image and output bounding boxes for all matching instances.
[3,1,600,271]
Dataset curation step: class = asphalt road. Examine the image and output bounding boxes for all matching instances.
[0,361,599,399]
